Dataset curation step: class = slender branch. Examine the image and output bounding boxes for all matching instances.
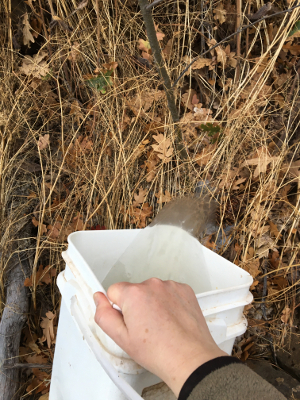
[146,0,167,10]
[173,2,300,88]
[138,0,187,159]
[4,363,52,370]
[235,0,241,82]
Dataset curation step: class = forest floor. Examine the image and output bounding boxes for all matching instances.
[1,0,300,398]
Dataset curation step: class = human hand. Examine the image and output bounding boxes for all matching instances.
[93,278,226,397]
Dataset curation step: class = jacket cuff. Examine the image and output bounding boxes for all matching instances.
[178,356,243,400]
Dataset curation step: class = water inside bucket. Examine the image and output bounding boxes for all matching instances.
[101,197,217,293]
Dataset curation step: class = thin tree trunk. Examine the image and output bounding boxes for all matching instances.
[138,0,187,159]
[0,249,31,400]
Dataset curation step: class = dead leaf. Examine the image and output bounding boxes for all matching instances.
[40,311,56,348]
[195,143,216,166]
[156,31,165,41]
[27,340,41,354]
[281,307,291,324]
[162,39,172,58]
[225,45,237,68]
[126,202,153,228]
[24,265,56,287]
[23,13,35,46]
[193,106,213,122]
[71,213,84,231]
[242,147,280,177]
[154,23,165,41]
[155,190,172,203]
[19,52,50,79]
[232,177,246,190]
[213,3,227,24]
[244,259,260,278]
[26,377,47,394]
[193,57,213,70]
[47,222,62,239]
[283,160,300,179]
[131,90,165,114]
[68,42,83,62]
[202,235,217,250]
[269,220,282,239]
[134,187,147,204]
[215,46,227,68]
[141,150,159,182]
[30,17,42,38]
[25,354,49,364]
[182,89,199,110]
[152,134,174,162]
[269,250,280,269]
[39,394,49,400]
[38,134,50,150]
[32,217,47,234]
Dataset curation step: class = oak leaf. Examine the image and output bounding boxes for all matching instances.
[152,134,174,162]
[38,394,50,400]
[182,89,199,110]
[24,265,56,287]
[37,134,50,150]
[155,190,172,203]
[40,311,56,348]
[32,217,47,234]
[191,57,213,70]
[213,3,227,24]
[134,187,147,204]
[283,160,300,179]
[39,394,49,400]
[281,307,291,324]
[242,147,280,177]
[47,222,62,239]
[25,354,48,364]
[23,13,35,46]
[195,144,216,166]
[162,39,172,58]
[244,259,260,278]
[269,220,282,239]
[20,52,50,78]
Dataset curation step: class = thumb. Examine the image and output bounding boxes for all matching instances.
[93,292,128,348]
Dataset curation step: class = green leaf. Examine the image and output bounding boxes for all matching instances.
[288,20,300,37]
[85,70,114,93]
[200,123,221,136]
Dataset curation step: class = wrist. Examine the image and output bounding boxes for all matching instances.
[162,347,227,397]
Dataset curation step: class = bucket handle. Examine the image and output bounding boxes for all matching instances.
[70,295,144,400]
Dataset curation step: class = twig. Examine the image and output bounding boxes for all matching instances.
[96,0,101,67]
[235,0,241,82]
[173,2,300,88]
[261,259,269,321]
[4,363,52,370]
[245,2,251,56]
[146,0,166,10]
[138,0,187,159]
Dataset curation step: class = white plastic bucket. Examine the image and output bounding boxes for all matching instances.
[50,228,253,400]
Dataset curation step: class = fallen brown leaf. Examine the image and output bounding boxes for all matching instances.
[40,311,56,348]
[38,134,50,150]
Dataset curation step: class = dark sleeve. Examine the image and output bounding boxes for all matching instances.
[178,356,286,400]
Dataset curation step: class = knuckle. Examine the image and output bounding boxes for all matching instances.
[148,277,163,285]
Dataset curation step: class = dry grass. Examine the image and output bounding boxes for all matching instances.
[1,0,300,394]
